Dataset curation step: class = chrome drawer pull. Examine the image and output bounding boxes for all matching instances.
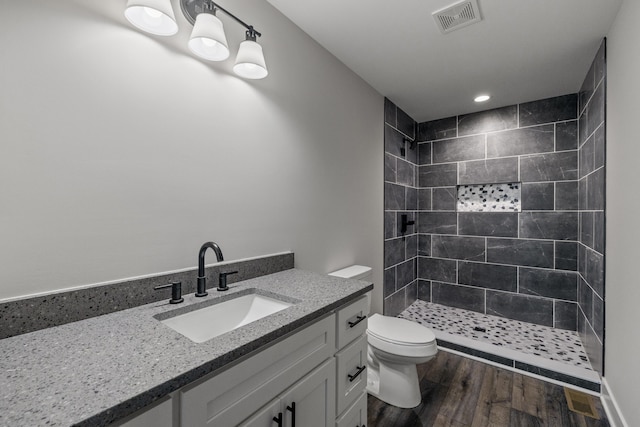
[348,315,366,328]
[348,365,366,382]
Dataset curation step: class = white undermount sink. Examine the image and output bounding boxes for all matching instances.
[159,293,293,343]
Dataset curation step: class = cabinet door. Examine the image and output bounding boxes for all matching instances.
[239,399,282,427]
[335,392,366,427]
[280,358,336,427]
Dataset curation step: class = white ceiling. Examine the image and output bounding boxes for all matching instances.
[266,0,622,122]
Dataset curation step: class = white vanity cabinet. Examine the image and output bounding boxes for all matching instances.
[116,295,370,427]
[181,315,336,426]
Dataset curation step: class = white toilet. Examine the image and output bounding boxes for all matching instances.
[329,265,438,409]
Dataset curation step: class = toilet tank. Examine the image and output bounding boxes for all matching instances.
[328,265,372,281]
[328,265,373,310]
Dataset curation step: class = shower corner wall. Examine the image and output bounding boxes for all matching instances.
[383,98,420,316]
[577,39,606,376]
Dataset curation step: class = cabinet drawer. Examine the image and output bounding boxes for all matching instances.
[336,295,369,349]
[335,334,367,416]
[335,391,367,427]
[181,314,336,427]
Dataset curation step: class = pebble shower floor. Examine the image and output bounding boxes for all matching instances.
[399,299,592,370]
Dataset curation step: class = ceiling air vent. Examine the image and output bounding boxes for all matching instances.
[432,0,482,34]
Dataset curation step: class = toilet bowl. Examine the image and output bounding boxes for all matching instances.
[328,265,438,409]
[366,313,437,408]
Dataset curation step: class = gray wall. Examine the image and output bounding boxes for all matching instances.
[0,0,384,314]
[577,41,606,376]
[605,0,640,424]
[383,99,419,315]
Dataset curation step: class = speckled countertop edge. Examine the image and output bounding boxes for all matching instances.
[0,269,372,427]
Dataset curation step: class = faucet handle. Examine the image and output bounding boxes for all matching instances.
[154,281,184,304]
[217,271,238,292]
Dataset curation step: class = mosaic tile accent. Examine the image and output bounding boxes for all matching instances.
[399,299,591,369]
[457,182,521,212]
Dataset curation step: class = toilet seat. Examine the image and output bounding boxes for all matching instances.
[367,314,437,358]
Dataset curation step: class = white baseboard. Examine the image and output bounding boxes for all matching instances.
[601,377,628,427]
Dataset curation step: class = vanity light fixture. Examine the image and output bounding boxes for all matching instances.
[125,0,179,36]
[188,4,230,61]
[124,0,268,79]
[233,29,268,79]
[474,94,491,103]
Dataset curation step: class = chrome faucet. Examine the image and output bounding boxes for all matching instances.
[196,241,224,297]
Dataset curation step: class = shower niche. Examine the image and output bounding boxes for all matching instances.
[456,182,521,212]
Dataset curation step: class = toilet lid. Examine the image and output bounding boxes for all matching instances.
[367,314,436,345]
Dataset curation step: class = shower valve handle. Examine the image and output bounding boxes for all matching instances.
[401,214,415,234]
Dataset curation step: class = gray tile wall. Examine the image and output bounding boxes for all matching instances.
[577,39,606,375]
[414,93,581,332]
[384,98,419,315]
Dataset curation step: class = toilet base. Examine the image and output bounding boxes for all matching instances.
[366,357,423,408]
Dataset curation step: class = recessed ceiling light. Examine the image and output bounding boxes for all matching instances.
[474,94,491,103]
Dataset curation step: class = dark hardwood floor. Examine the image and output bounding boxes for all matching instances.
[367,350,610,427]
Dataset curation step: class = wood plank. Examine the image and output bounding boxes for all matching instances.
[510,409,544,427]
[433,412,471,427]
[436,356,487,425]
[420,349,462,386]
[367,394,422,427]
[486,405,512,426]
[470,365,513,427]
[567,412,589,427]
[511,373,547,420]
[416,381,451,427]
[544,381,574,427]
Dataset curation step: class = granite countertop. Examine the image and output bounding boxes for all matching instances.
[0,269,372,427]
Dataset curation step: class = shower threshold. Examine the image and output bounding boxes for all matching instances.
[399,299,601,393]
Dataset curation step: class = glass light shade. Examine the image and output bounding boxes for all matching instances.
[124,0,178,36]
[233,40,268,79]
[188,13,230,61]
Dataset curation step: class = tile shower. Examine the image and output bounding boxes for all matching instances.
[383,40,606,380]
